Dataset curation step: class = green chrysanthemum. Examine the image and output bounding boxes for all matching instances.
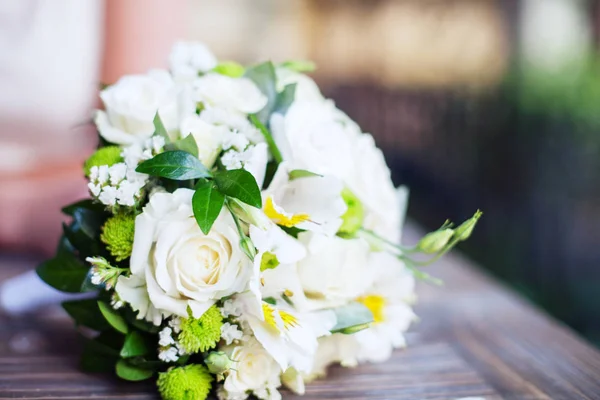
[157,364,213,400]
[178,305,223,354]
[84,146,123,176]
[100,213,136,261]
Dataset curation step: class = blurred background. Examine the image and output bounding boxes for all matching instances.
[1,0,599,346]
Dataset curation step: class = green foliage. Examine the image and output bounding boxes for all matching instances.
[98,301,129,334]
[81,331,123,373]
[330,302,374,334]
[100,213,136,261]
[245,61,278,124]
[249,114,283,164]
[116,359,154,381]
[338,188,364,236]
[192,180,225,234]
[157,365,213,400]
[153,112,171,143]
[260,252,280,272]
[213,61,245,78]
[120,331,151,358]
[36,252,88,293]
[62,299,110,331]
[136,150,212,180]
[280,60,316,73]
[273,83,296,115]
[178,305,223,354]
[214,169,262,209]
[165,134,199,158]
[288,169,322,180]
[84,146,123,176]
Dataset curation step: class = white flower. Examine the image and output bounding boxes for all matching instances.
[262,163,347,236]
[222,143,269,188]
[275,68,324,103]
[193,73,267,114]
[180,114,228,167]
[158,346,179,363]
[115,189,252,324]
[158,327,175,347]
[169,41,218,80]
[88,162,147,207]
[221,299,242,318]
[296,232,371,309]
[221,322,244,345]
[95,70,180,145]
[221,337,282,400]
[200,106,263,144]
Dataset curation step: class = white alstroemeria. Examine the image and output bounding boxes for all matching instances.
[352,251,416,363]
[221,322,244,345]
[263,163,347,236]
[169,41,218,80]
[232,292,335,374]
[193,73,267,115]
[296,232,372,309]
[220,337,282,400]
[179,114,229,167]
[222,143,269,188]
[95,70,181,145]
[115,189,252,324]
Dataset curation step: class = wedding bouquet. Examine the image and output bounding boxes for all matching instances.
[37,42,480,400]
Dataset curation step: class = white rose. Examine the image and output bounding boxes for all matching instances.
[296,232,371,308]
[180,115,228,167]
[347,134,408,243]
[115,189,252,323]
[95,70,182,145]
[222,337,282,400]
[193,73,267,114]
[169,41,218,80]
[275,68,324,103]
[270,100,360,181]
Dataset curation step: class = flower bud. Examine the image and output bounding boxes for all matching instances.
[338,188,364,236]
[260,252,280,272]
[453,210,483,242]
[204,351,234,376]
[239,236,257,259]
[417,229,454,254]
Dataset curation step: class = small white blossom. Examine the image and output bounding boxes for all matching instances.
[221,150,244,170]
[158,327,175,347]
[168,317,182,333]
[220,300,242,318]
[110,293,124,310]
[221,322,243,345]
[108,163,127,185]
[158,346,179,362]
[98,185,118,206]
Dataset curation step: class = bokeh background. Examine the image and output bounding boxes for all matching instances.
[1,0,599,345]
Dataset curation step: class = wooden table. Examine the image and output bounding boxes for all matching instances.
[1,226,599,399]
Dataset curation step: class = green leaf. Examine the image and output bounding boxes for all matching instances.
[245,62,278,123]
[36,253,89,293]
[63,299,110,331]
[98,301,129,334]
[213,61,245,78]
[214,169,262,208]
[273,83,296,115]
[120,331,151,358]
[153,112,171,143]
[289,169,322,180]
[136,150,212,180]
[280,60,316,73]
[166,133,199,157]
[115,359,153,381]
[249,114,283,164]
[330,302,374,334]
[61,199,105,216]
[192,180,225,234]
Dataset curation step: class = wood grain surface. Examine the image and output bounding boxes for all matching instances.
[0,225,599,399]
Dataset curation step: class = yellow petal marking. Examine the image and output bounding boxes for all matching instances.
[278,309,299,330]
[262,302,280,332]
[264,196,310,228]
[357,295,386,323]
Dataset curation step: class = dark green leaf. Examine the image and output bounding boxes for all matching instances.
[63,299,110,331]
[62,221,103,260]
[273,83,296,115]
[126,357,164,370]
[136,150,211,180]
[121,308,161,334]
[330,302,374,334]
[166,133,199,157]
[245,62,278,123]
[98,301,129,334]
[80,331,124,372]
[289,169,322,180]
[62,199,105,216]
[120,331,151,358]
[214,169,262,208]
[153,112,171,143]
[249,115,283,164]
[36,253,89,293]
[116,359,153,381]
[192,180,225,234]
